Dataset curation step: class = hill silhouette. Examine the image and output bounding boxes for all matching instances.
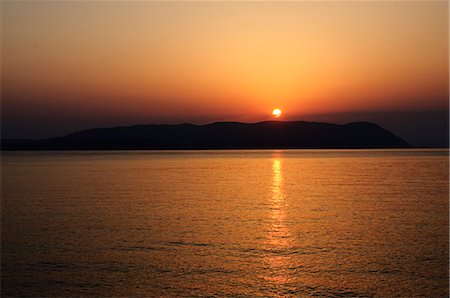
[1,121,410,150]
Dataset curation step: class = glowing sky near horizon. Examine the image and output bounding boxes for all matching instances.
[2,1,448,138]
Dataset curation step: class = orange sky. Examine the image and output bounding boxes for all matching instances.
[2,0,449,137]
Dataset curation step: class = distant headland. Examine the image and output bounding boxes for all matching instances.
[1,121,411,150]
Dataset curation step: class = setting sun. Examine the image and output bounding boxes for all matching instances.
[272,109,282,118]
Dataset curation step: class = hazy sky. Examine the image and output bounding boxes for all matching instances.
[2,1,448,145]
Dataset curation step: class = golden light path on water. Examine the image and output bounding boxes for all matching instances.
[263,151,293,287]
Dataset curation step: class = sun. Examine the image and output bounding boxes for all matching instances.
[272,108,282,118]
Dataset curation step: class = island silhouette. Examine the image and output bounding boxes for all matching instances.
[1,120,410,150]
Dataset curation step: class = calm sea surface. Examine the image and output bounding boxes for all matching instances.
[1,150,448,297]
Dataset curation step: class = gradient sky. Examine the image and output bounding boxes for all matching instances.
[2,1,449,146]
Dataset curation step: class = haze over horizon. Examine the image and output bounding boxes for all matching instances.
[2,1,448,147]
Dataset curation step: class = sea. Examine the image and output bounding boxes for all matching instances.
[1,149,448,297]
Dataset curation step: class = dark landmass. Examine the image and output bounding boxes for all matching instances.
[1,121,411,150]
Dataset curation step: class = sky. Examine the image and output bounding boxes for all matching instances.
[1,1,449,146]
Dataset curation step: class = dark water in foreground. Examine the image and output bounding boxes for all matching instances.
[2,150,448,297]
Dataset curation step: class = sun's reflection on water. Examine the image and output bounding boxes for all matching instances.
[263,152,294,286]
[272,159,283,201]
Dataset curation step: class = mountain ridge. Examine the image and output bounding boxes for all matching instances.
[1,120,411,150]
